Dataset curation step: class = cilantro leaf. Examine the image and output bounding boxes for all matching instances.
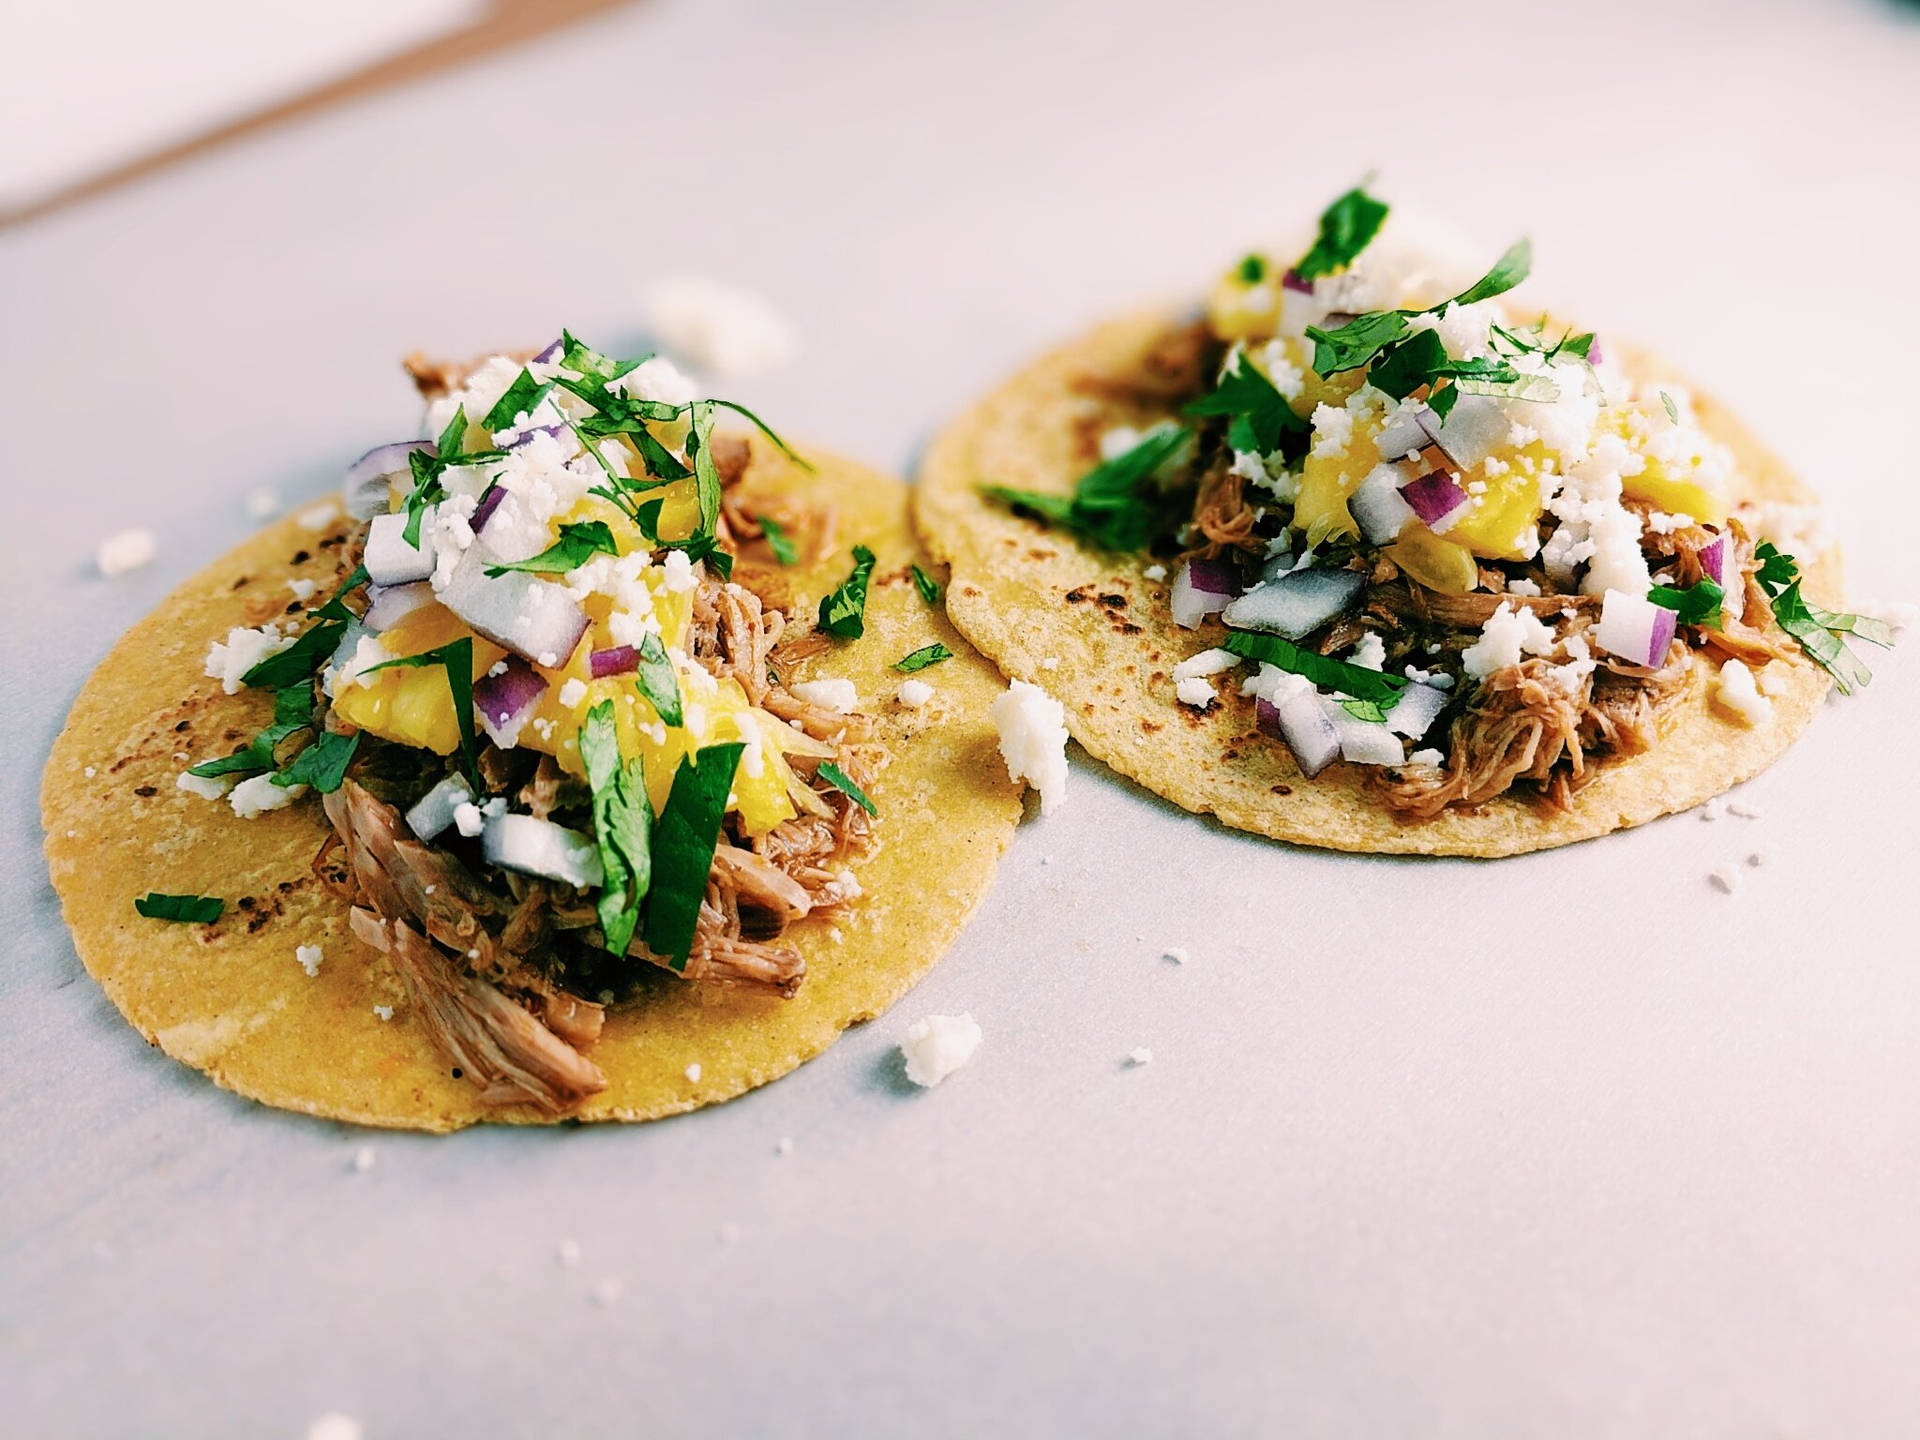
[579,700,653,957]
[1648,578,1725,629]
[1335,697,1390,723]
[817,545,877,638]
[817,760,877,816]
[484,521,619,576]
[911,564,943,606]
[642,742,745,969]
[362,637,480,783]
[189,685,315,778]
[272,729,361,792]
[1183,353,1311,461]
[1237,253,1267,284]
[1221,630,1408,705]
[685,399,723,542]
[983,423,1193,552]
[1750,541,1892,695]
[1661,390,1680,424]
[1307,238,1535,377]
[238,566,366,691]
[482,368,551,432]
[757,515,798,565]
[894,642,953,672]
[135,892,223,923]
[560,331,645,384]
[633,633,683,727]
[1293,186,1390,282]
[1454,240,1534,305]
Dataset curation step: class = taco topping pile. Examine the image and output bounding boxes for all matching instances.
[176,336,879,1111]
[988,188,1893,818]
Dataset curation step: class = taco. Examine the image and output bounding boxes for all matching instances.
[915,188,1893,856]
[43,336,1020,1130]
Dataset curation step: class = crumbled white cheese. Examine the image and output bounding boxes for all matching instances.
[901,1012,983,1087]
[296,501,339,531]
[1346,632,1386,671]
[1175,676,1216,709]
[1747,850,1768,868]
[1172,648,1240,681]
[790,677,857,713]
[295,944,323,977]
[1163,947,1189,965]
[1408,748,1445,765]
[991,681,1069,812]
[203,623,292,694]
[1460,603,1556,679]
[1754,663,1789,698]
[557,677,589,709]
[176,770,232,801]
[685,1063,702,1083]
[896,678,934,708]
[1709,864,1740,894]
[351,1146,375,1173]
[1727,799,1764,820]
[230,773,305,818]
[1737,499,1830,557]
[453,802,486,838]
[97,528,156,577]
[1580,500,1652,598]
[1256,339,1306,401]
[372,1005,394,1021]
[245,487,279,519]
[1310,402,1354,459]
[1713,659,1772,727]
[1644,510,1694,536]
[287,577,318,602]
[614,353,700,408]
[1700,798,1728,822]
[774,1137,794,1157]
[660,548,697,592]
[1506,578,1542,597]
[644,278,797,380]
[335,633,393,691]
[1127,1047,1154,1067]
[1142,563,1168,582]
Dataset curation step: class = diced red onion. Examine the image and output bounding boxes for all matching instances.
[1327,699,1407,766]
[483,813,603,889]
[1400,468,1471,533]
[1698,533,1745,621]
[1595,588,1677,668]
[1416,394,1507,469]
[363,511,435,584]
[532,338,564,364]
[1222,566,1366,639]
[473,657,548,745]
[439,547,589,666]
[1263,690,1341,778]
[1697,534,1729,586]
[1383,682,1448,739]
[1169,557,1239,629]
[504,422,568,451]
[405,773,474,842]
[589,645,639,678]
[363,581,435,633]
[470,484,506,533]
[1281,269,1313,294]
[343,441,431,520]
[1348,464,1416,544]
[1587,337,1605,367]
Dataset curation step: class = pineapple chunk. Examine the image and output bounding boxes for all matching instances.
[1622,458,1728,526]
[1293,422,1381,547]
[330,603,505,754]
[1389,527,1480,594]
[1445,466,1545,561]
[1207,256,1283,342]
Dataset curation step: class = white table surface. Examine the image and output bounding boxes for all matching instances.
[5,1,1918,1434]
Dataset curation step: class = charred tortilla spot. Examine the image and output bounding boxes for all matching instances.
[133,784,157,797]
[291,550,310,565]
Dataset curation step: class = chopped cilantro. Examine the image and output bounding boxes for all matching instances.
[894,642,953,672]
[817,545,878,638]
[758,515,798,565]
[189,686,315,779]
[1221,630,1408,705]
[910,564,943,606]
[1293,186,1390,282]
[633,632,683,728]
[579,700,653,957]
[272,729,361,793]
[685,400,723,541]
[400,408,506,547]
[1237,253,1267,284]
[483,521,619,576]
[1750,541,1892,696]
[817,760,877,816]
[642,743,745,969]
[1306,239,1534,377]
[1334,697,1390,723]
[238,565,367,691]
[1661,390,1680,424]
[1183,353,1311,461]
[135,892,223,923]
[482,368,551,432]
[983,423,1192,552]
[560,330,645,384]
[1648,578,1725,629]
[362,637,481,783]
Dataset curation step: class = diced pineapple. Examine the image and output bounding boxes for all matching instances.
[1293,423,1382,547]
[1445,466,1545,561]
[1207,257,1283,342]
[330,603,506,754]
[1389,527,1480,594]
[1622,458,1728,526]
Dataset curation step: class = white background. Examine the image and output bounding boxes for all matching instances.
[4,1,1918,1434]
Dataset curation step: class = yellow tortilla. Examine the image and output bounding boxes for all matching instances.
[43,441,1020,1130]
[914,308,1842,857]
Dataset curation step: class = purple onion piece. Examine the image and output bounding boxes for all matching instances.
[1281,268,1313,295]
[1586,337,1605,367]
[471,484,506,534]
[473,657,548,745]
[504,423,567,450]
[1647,605,1677,663]
[1698,533,1729,588]
[589,645,639,678]
[1255,697,1284,736]
[1400,469,1471,530]
[532,338,564,364]
[1184,554,1241,597]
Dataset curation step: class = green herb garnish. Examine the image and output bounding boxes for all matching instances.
[272,729,361,793]
[1292,186,1390,282]
[1751,541,1892,695]
[983,423,1192,552]
[135,892,223,924]
[579,700,653,957]
[757,515,798,565]
[1306,239,1534,377]
[1221,630,1408,705]
[237,564,367,691]
[1237,253,1267,284]
[189,685,316,779]
[1661,390,1680,424]
[642,743,745,969]
[1183,352,1311,461]
[483,521,619,576]
[910,564,943,606]
[361,637,481,784]
[1648,577,1725,630]
[633,632,683,727]
[894,642,953,672]
[482,368,552,432]
[817,760,877,816]
[1334,697,1390,723]
[817,545,878,638]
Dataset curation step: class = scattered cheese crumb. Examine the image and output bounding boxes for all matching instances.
[372,1005,393,1021]
[83,765,96,778]
[644,276,797,380]
[1175,675,1216,709]
[244,487,279,519]
[296,944,323,977]
[1727,799,1764,820]
[203,623,293,694]
[231,773,304,818]
[685,1062,702,1083]
[1461,602,1557,678]
[558,1239,582,1268]
[1127,1047,1154,1067]
[557,677,589,709]
[306,1414,362,1440]
[1172,648,1239,681]
[901,1012,983,1087]
[453,802,485,838]
[1700,798,1727,822]
[1408,748,1445,765]
[351,1146,375,1173]
[991,680,1069,812]
[1163,947,1189,965]
[97,529,156,577]
[297,501,339,530]
[1713,659,1773,727]
[896,678,934,708]
[287,577,318,602]
[176,770,232,800]
[1143,563,1168,582]
[790,678,857,713]
[1709,864,1740,893]
[774,1136,794,1157]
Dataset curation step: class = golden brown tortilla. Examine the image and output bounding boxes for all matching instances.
[43,441,1020,1130]
[914,308,1841,857]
